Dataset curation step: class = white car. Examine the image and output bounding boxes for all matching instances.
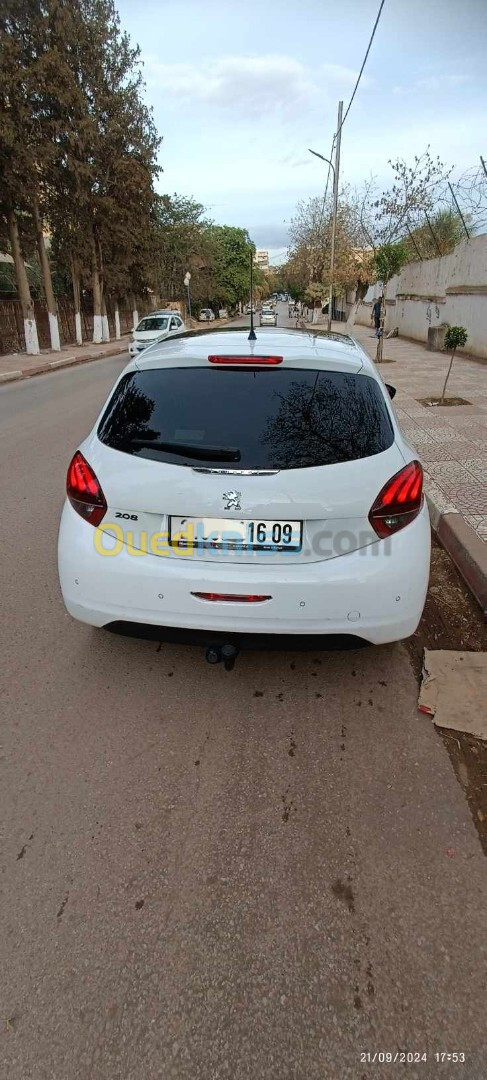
[129,312,185,357]
[199,308,216,322]
[260,309,278,326]
[58,328,430,660]
[245,303,256,315]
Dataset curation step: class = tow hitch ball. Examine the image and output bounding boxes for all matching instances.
[205,644,239,671]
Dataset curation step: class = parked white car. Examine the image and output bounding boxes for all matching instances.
[128,311,185,358]
[199,308,216,322]
[58,328,430,659]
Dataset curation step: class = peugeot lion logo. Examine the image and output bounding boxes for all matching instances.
[223,490,242,511]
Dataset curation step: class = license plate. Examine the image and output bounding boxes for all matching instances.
[170,516,302,551]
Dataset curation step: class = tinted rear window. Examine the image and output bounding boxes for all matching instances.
[98,368,394,469]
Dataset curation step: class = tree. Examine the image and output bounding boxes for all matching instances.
[372,242,408,362]
[43,0,160,342]
[440,326,468,404]
[0,0,42,352]
[202,226,255,309]
[405,209,471,261]
[286,187,370,321]
[153,194,209,305]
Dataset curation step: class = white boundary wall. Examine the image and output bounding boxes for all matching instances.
[354,235,487,358]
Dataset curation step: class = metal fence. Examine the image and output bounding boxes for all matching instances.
[0,298,138,355]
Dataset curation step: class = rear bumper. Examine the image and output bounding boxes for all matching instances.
[58,502,431,646]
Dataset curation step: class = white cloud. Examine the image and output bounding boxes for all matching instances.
[393,73,471,95]
[144,54,362,117]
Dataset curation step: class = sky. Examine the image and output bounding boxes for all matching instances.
[117,0,487,264]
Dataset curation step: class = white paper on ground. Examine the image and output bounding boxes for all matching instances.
[419,649,487,741]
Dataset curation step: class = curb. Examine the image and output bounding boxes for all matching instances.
[435,510,487,614]
[0,344,126,384]
[426,491,486,613]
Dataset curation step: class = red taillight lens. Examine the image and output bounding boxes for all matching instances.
[66,451,107,527]
[191,592,271,603]
[369,461,423,538]
[208,355,283,365]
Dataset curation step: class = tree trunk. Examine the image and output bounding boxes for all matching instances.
[92,232,102,343]
[7,208,40,355]
[131,294,139,329]
[114,300,121,339]
[33,196,60,350]
[440,349,456,404]
[376,284,386,363]
[101,292,110,343]
[71,257,83,345]
[346,281,369,329]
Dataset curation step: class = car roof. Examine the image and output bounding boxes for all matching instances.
[130,327,372,376]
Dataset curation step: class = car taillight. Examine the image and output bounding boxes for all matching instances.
[369,460,423,538]
[208,355,283,365]
[66,451,107,527]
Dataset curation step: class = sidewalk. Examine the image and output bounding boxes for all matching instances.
[0,337,129,382]
[340,320,487,610]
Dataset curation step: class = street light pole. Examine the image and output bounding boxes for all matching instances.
[183,271,191,321]
[328,100,343,332]
[309,98,343,333]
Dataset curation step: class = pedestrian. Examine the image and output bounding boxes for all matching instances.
[371,297,382,337]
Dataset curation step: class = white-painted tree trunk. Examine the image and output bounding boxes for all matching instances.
[24,318,40,355]
[114,306,121,339]
[75,312,82,345]
[101,314,110,342]
[48,311,61,351]
[7,208,40,355]
[346,299,361,329]
[93,314,103,344]
[312,305,319,324]
[132,308,139,329]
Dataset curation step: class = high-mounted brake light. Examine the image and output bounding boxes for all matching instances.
[192,592,271,603]
[66,451,107,527]
[369,460,423,538]
[208,355,283,365]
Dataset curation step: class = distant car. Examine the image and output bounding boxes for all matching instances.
[260,309,278,326]
[58,327,430,650]
[128,312,185,357]
[245,303,256,315]
[218,308,228,319]
[199,308,216,322]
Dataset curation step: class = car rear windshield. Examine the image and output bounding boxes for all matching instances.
[97,367,394,469]
[136,317,168,332]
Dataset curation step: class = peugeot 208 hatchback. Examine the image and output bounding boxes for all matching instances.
[58,328,430,648]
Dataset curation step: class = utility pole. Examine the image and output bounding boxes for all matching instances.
[328,100,343,332]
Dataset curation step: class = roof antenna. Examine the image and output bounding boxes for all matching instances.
[248,249,256,341]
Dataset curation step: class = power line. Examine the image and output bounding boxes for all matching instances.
[338,0,386,135]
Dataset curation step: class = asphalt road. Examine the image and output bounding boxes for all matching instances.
[1,310,486,1079]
